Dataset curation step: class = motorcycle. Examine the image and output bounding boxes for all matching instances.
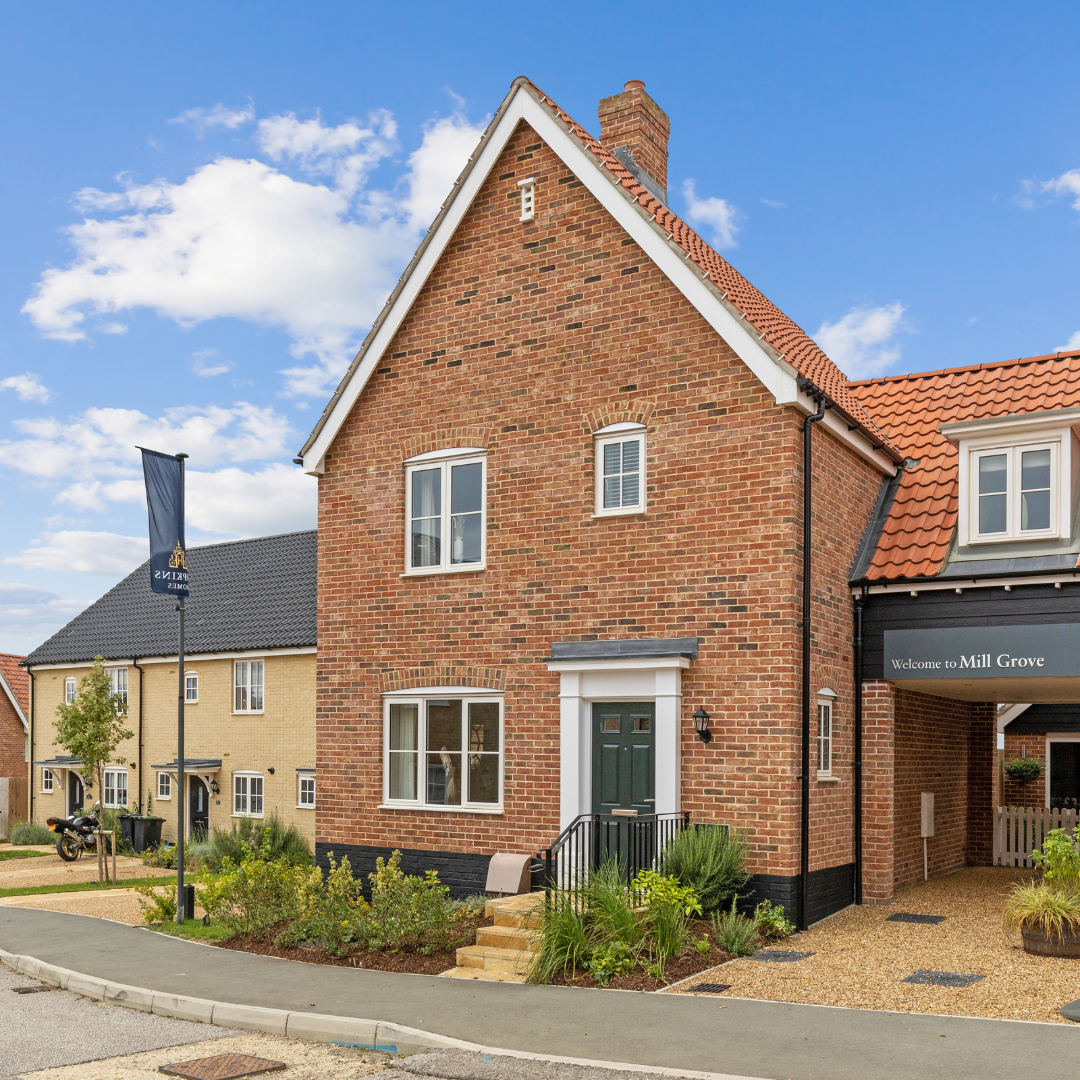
[46,804,112,862]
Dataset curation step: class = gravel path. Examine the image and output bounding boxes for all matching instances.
[0,889,150,925]
[0,855,172,892]
[672,867,1080,1023]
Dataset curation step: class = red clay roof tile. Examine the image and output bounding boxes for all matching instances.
[0,652,28,715]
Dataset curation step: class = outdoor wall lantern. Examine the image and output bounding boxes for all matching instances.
[692,706,712,743]
[209,779,220,794]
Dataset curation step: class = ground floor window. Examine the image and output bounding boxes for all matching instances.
[1049,738,1080,809]
[384,694,503,809]
[816,689,836,778]
[103,768,128,808]
[298,774,315,808]
[42,768,53,793]
[233,772,264,816]
[157,772,172,799]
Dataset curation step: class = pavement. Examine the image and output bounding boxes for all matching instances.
[1,906,1078,1080]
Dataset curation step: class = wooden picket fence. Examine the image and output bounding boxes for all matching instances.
[994,806,1079,867]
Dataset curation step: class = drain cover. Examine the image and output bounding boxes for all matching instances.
[745,950,815,963]
[11,985,57,994]
[690,983,733,994]
[902,970,984,987]
[887,912,946,925]
[159,1054,287,1079]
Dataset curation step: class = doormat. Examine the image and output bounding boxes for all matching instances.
[159,1054,287,1079]
[689,983,733,994]
[902,970,985,988]
[745,950,814,963]
[11,985,57,994]
[886,912,946,925]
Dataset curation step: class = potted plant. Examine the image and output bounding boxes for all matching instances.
[1004,758,1043,784]
[1004,825,1080,957]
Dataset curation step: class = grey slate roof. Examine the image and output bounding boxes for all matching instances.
[24,531,316,666]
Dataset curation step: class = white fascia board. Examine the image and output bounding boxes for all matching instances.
[940,408,1080,440]
[0,671,28,732]
[27,659,136,671]
[791,391,896,475]
[27,646,316,671]
[997,702,1032,732]
[546,657,691,674]
[855,572,1080,596]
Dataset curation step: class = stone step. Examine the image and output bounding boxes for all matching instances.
[486,892,546,928]
[456,944,534,975]
[439,966,526,983]
[475,923,539,950]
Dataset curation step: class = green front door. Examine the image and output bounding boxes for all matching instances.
[592,702,655,818]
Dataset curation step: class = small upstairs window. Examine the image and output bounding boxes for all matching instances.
[64,677,77,704]
[109,668,128,706]
[518,177,535,222]
[185,672,198,703]
[234,660,264,713]
[594,423,646,516]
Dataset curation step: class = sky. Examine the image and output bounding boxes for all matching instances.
[3,1,1080,653]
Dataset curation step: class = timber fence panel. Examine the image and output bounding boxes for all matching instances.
[994,806,1080,867]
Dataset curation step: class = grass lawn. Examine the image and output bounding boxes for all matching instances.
[0,850,50,862]
[0,874,200,899]
[149,918,234,942]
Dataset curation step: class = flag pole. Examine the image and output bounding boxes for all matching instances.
[175,452,188,923]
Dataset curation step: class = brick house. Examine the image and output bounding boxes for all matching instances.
[297,77,906,923]
[23,532,317,845]
[0,653,30,833]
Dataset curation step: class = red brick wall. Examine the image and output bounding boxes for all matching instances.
[861,680,895,902]
[0,692,25,783]
[1000,731,1047,808]
[316,120,884,881]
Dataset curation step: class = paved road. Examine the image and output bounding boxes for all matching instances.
[0,962,231,1080]
[2,907,1077,1080]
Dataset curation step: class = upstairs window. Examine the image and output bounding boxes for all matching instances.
[109,668,128,706]
[64,677,77,704]
[405,449,487,574]
[234,660,264,713]
[185,672,198,702]
[594,423,646,516]
[972,444,1057,541]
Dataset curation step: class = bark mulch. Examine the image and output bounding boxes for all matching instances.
[670,867,1080,1024]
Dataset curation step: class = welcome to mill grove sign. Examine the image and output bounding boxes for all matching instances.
[883,624,1080,679]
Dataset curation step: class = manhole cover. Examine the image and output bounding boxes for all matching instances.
[159,1054,287,1079]
[886,912,946,925]
[690,983,732,993]
[902,970,984,987]
[745,950,815,963]
[11,985,57,994]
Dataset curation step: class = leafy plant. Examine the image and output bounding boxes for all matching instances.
[199,815,312,871]
[526,894,589,984]
[754,899,795,941]
[9,821,52,845]
[135,880,177,924]
[1031,826,1080,889]
[711,898,761,957]
[661,825,750,912]
[1004,880,1080,940]
[632,868,702,961]
[690,933,712,957]
[644,959,666,983]
[1004,758,1043,784]
[586,861,645,953]
[276,852,366,955]
[586,940,635,987]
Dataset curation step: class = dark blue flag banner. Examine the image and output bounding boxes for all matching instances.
[139,448,189,597]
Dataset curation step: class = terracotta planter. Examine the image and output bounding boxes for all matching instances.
[1021,926,1080,958]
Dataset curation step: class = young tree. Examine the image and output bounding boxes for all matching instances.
[54,657,134,811]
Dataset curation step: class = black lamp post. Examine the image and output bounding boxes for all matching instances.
[692,706,712,743]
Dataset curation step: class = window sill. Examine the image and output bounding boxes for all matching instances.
[378,803,504,815]
[968,531,1060,545]
[816,774,841,783]
[400,565,487,578]
[231,813,265,819]
[592,508,645,519]
[231,711,265,716]
[296,804,315,810]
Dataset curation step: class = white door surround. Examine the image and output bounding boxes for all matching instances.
[546,657,689,830]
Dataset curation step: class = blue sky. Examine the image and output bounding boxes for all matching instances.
[3,1,1080,653]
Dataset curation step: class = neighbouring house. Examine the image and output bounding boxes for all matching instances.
[296,77,905,921]
[23,531,316,846]
[0,653,30,835]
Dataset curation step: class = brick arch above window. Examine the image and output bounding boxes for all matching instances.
[583,399,657,434]
[398,426,491,463]
[379,665,507,694]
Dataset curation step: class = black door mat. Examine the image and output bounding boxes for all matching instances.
[1062,998,1080,1023]
[886,912,946,925]
[11,984,57,994]
[902,970,985,987]
[159,1054,287,1079]
[745,950,815,963]
[689,983,733,993]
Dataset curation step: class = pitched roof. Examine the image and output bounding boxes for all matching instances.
[848,350,1080,581]
[0,653,29,724]
[24,531,316,667]
[299,77,900,467]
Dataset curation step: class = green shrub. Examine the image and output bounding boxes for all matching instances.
[1004,880,1080,939]
[135,880,177,924]
[1004,758,1043,784]
[632,868,702,963]
[200,815,312,871]
[711,898,761,957]
[586,940,634,987]
[526,894,588,984]
[754,899,796,941]
[9,821,52,845]
[586,861,645,953]
[1031,826,1080,889]
[661,824,750,912]
[276,853,365,956]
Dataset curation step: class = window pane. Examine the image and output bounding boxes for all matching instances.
[251,777,263,815]
[1022,489,1050,531]
[411,517,441,567]
[1022,449,1051,492]
[621,439,639,474]
[450,462,482,514]
[250,661,264,711]
[235,662,247,711]
[468,703,500,754]
[426,751,462,805]
[390,703,418,749]
[451,512,482,564]
[411,467,442,519]
[389,703,418,801]
[621,472,639,506]
[603,475,621,509]
[427,700,462,806]
[603,442,621,476]
[468,754,499,804]
[979,492,1007,534]
[978,454,1007,494]
[427,700,462,751]
[116,772,128,806]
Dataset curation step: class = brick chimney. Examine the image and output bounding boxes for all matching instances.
[598,80,670,204]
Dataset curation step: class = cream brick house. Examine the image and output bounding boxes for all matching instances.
[23,531,316,846]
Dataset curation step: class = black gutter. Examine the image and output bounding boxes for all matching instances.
[26,669,35,825]
[132,659,144,812]
[853,588,866,905]
[799,383,828,931]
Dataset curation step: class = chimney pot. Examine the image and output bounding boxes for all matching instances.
[598,80,670,203]
[624,79,645,91]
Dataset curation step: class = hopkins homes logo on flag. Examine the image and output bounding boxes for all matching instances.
[139,448,189,597]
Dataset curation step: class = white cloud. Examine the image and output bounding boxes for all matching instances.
[760,198,786,208]
[682,180,741,250]
[0,582,90,655]
[4,531,147,575]
[815,303,906,380]
[0,373,50,403]
[170,102,255,136]
[185,463,315,536]
[23,107,486,398]
[192,347,233,377]
[1056,330,1080,352]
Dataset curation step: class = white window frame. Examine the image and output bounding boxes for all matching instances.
[404,448,488,575]
[64,677,77,704]
[103,767,129,808]
[233,660,264,713]
[518,176,535,222]
[157,771,172,800]
[968,442,1058,542]
[42,768,54,794]
[1044,733,1080,809]
[816,689,837,780]
[381,689,504,812]
[233,771,264,817]
[298,773,315,809]
[185,671,198,703]
[593,422,646,517]
[109,667,128,706]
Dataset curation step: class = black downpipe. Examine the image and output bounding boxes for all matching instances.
[853,589,865,905]
[27,669,35,824]
[132,659,144,812]
[800,394,827,932]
